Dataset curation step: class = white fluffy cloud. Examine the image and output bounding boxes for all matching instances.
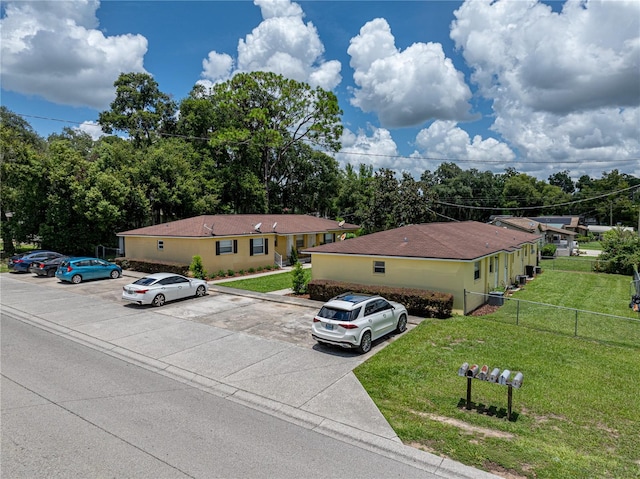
[76,121,106,140]
[451,0,640,175]
[337,126,430,178]
[0,0,147,109]
[413,121,516,172]
[199,0,341,90]
[347,18,475,128]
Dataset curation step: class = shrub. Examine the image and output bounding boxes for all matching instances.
[541,243,557,257]
[114,258,189,275]
[227,269,235,277]
[289,246,298,265]
[307,279,453,318]
[256,266,262,272]
[189,255,207,280]
[217,269,226,278]
[291,261,308,294]
[238,269,245,275]
[265,264,273,270]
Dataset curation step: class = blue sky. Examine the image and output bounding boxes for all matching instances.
[2,0,639,182]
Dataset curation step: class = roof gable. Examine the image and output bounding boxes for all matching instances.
[118,214,359,238]
[304,221,539,261]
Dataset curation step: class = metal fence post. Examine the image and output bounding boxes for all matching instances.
[574,309,578,336]
[516,300,520,326]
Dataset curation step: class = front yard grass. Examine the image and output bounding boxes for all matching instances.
[355,269,640,479]
[215,268,311,293]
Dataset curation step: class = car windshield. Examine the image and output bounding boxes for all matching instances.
[317,306,355,321]
[133,277,158,286]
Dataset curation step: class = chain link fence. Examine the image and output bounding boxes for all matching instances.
[539,256,611,272]
[465,291,640,349]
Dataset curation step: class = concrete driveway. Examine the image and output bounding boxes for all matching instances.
[2,270,498,479]
[8,270,410,352]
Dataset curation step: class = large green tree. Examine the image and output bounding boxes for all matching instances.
[0,107,47,254]
[204,71,343,212]
[98,72,177,146]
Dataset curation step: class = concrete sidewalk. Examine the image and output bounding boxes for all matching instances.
[1,274,498,479]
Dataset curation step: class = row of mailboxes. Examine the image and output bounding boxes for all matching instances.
[458,362,523,389]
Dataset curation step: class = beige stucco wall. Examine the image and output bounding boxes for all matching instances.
[122,235,277,273]
[310,243,538,315]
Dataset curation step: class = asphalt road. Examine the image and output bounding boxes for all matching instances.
[2,313,444,479]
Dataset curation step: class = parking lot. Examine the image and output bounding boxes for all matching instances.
[5,271,407,352]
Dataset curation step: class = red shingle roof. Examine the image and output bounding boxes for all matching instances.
[304,221,539,261]
[118,215,359,237]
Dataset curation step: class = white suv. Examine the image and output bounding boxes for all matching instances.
[312,293,408,353]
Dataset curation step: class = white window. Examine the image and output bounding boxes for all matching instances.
[474,261,481,280]
[219,240,233,254]
[157,240,164,251]
[324,233,334,243]
[373,261,385,274]
[252,238,264,255]
[296,235,304,249]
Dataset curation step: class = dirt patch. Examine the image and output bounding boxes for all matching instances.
[469,303,502,316]
[410,410,515,439]
[285,293,311,299]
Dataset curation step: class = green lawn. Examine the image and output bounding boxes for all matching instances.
[484,270,640,347]
[540,256,607,272]
[355,269,640,479]
[578,241,602,250]
[214,269,311,293]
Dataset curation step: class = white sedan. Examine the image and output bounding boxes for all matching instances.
[122,273,208,307]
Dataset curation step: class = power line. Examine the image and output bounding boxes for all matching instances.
[13,112,640,166]
[433,184,640,212]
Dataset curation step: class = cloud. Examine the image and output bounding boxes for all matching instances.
[347,18,475,128]
[450,0,640,175]
[75,121,106,140]
[199,0,341,90]
[0,0,148,110]
[413,121,516,172]
[337,126,428,178]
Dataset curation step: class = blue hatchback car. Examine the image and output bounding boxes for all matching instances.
[55,257,122,284]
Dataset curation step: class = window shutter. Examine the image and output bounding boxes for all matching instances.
[250,239,254,256]
[265,239,269,255]
[215,241,220,256]
[233,240,238,254]
[333,233,336,242]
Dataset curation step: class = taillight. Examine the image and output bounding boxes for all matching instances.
[340,323,359,329]
[14,259,23,264]
[67,265,72,272]
[313,317,321,322]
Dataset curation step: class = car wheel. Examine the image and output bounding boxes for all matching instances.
[396,314,408,333]
[152,294,165,307]
[110,270,120,279]
[47,269,56,277]
[357,331,372,354]
[71,274,82,284]
[195,285,206,297]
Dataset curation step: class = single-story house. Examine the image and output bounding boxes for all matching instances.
[117,214,359,273]
[587,225,635,240]
[529,215,588,237]
[303,221,540,315]
[489,216,578,256]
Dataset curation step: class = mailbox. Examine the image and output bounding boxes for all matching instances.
[499,369,511,385]
[458,362,469,376]
[489,368,500,382]
[512,372,524,389]
[478,365,489,381]
[466,364,479,378]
